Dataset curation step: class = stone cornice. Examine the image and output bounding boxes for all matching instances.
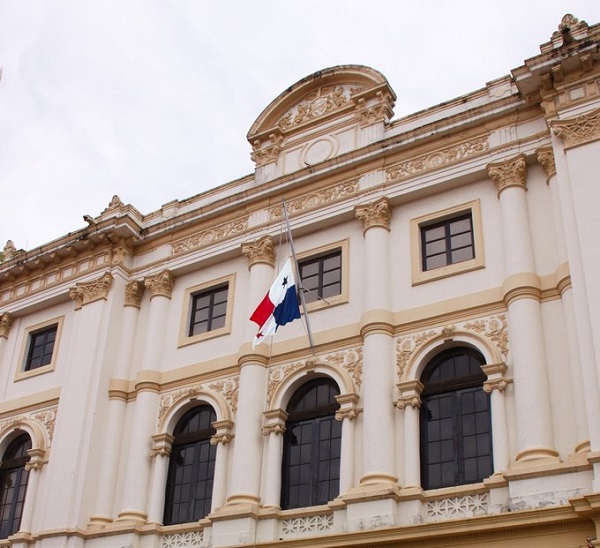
[69,272,114,310]
[487,154,528,197]
[144,270,175,299]
[536,146,556,180]
[551,107,600,148]
[241,235,275,268]
[355,197,391,232]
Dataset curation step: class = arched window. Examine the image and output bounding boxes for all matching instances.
[281,378,341,510]
[0,434,31,538]
[420,347,492,490]
[164,405,216,525]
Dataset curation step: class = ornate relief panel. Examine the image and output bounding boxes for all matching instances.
[171,217,249,256]
[425,494,488,521]
[0,405,57,449]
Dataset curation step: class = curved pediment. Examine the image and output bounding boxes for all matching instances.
[247,65,396,173]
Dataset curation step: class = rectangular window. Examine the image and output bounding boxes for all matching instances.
[299,251,342,304]
[179,274,235,347]
[421,214,474,271]
[25,325,57,371]
[410,200,485,285]
[189,284,229,337]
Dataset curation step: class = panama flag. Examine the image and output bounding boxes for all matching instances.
[250,258,301,347]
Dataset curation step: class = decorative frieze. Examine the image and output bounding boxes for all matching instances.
[268,180,358,222]
[426,494,488,521]
[144,270,175,299]
[281,514,333,537]
[0,312,13,339]
[241,235,275,268]
[355,197,392,232]
[171,217,249,256]
[386,136,489,183]
[536,146,556,180]
[124,280,145,308]
[70,272,114,309]
[551,107,600,148]
[161,531,204,548]
[487,154,528,197]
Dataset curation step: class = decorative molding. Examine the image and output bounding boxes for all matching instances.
[483,378,508,393]
[211,420,234,445]
[551,107,600,148]
[208,376,239,415]
[355,197,391,232]
[355,91,395,126]
[251,133,283,167]
[0,406,57,447]
[241,235,275,268]
[464,315,509,359]
[0,312,14,339]
[69,272,114,309]
[149,433,174,459]
[426,494,488,521]
[109,237,134,266]
[277,85,358,131]
[124,280,145,308]
[144,270,175,299]
[335,393,360,421]
[171,217,249,256]
[268,180,358,222]
[25,448,46,471]
[535,146,556,180]
[161,531,204,547]
[386,136,489,183]
[395,394,421,410]
[322,347,363,391]
[487,154,528,197]
[281,514,334,537]
[267,361,306,405]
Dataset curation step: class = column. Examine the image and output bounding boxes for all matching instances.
[18,449,45,534]
[395,381,423,488]
[90,280,145,525]
[146,434,174,524]
[261,410,288,509]
[488,155,558,463]
[117,270,174,522]
[335,394,359,495]
[537,147,592,454]
[225,236,273,508]
[355,198,397,486]
[482,364,510,473]
[210,420,234,512]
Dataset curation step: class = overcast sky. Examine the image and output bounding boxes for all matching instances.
[2,1,600,252]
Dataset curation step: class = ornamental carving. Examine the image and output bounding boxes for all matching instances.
[487,154,528,196]
[483,379,508,393]
[396,330,438,380]
[251,133,284,167]
[162,531,204,547]
[3,240,17,261]
[158,386,201,428]
[426,494,488,521]
[536,146,556,179]
[69,272,114,309]
[355,91,394,126]
[335,406,359,421]
[124,280,145,308]
[0,312,13,339]
[464,315,509,359]
[208,377,239,414]
[267,361,306,405]
[395,395,421,410]
[268,180,359,222]
[171,217,249,256]
[110,237,133,266]
[25,448,46,471]
[386,136,489,183]
[102,195,124,214]
[241,235,275,268]
[321,347,363,391]
[355,197,391,231]
[277,86,357,131]
[551,108,600,148]
[281,514,334,537]
[144,270,175,299]
[0,406,57,446]
[262,423,286,436]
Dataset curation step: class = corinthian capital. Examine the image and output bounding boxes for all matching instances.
[124,280,145,308]
[487,154,528,197]
[69,272,114,310]
[144,270,175,299]
[355,197,392,232]
[551,107,600,148]
[241,235,275,268]
[536,146,556,180]
[0,313,14,339]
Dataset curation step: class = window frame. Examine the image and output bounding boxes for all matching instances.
[17,317,63,380]
[178,274,235,347]
[0,433,31,539]
[296,240,349,312]
[410,200,485,285]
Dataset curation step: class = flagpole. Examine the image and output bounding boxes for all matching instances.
[282,199,316,353]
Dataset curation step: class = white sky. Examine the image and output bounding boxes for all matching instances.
[2,1,600,251]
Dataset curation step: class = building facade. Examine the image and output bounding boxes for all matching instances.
[1,13,600,548]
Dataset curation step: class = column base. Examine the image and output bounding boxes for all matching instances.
[88,514,114,527]
[360,472,398,486]
[515,447,560,463]
[116,509,148,523]
[575,439,592,454]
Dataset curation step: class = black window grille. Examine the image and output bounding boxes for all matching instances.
[0,434,31,539]
[281,378,341,509]
[421,214,474,271]
[189,284,229,337]
[163,406,216,525]
[25,325,57,371]
[420,348,493,490]
[298,251,342,304]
